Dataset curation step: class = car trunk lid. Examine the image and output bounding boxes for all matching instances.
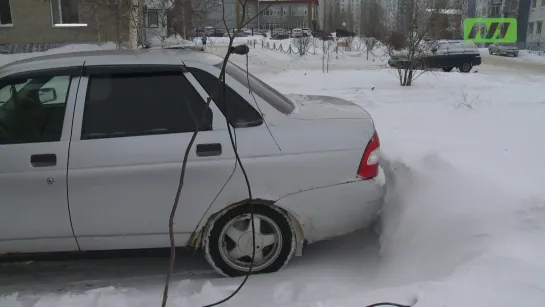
[286,94,372,120]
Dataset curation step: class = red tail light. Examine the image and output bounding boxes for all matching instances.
[358,131,380,179]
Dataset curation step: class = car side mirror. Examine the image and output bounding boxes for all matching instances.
[37,87,57,103]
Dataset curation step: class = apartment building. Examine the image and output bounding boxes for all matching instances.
[473,0,531,48]
[256,0,318,30]
[527,0,545,50]
[212,0,318,30]
[0,0,134,45]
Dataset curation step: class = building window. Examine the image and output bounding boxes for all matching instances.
[272,7,281,16]
[537,21,543,35]
[0,0,13,25]
[291,7,306,16]
[50,0,86,26]
[532,0,537,8]
[262,7,272,16]
[528,22,534,36]
[148,9,159,28]
[247,6,255,17]
[283,7,289,16]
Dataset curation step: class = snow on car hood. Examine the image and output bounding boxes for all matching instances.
[286,94,372,120]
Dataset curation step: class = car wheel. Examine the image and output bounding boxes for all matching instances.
[413,62,424,70]
[459,62,472,73]
[488,49,493,54]
[442,67,453,72]
[203,204,296,277]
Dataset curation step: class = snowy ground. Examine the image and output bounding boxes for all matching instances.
[1,45,545,307]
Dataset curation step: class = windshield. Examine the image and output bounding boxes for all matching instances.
[217,61,295,114]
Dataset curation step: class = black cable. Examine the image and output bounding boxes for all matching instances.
[202,48,255,307]
[203,46,416,307]
[365,303,413,307]
[244,53,281,151]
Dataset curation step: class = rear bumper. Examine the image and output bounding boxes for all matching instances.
[472,56,482,66]
[504,50,519,56]
[276,166,386,244]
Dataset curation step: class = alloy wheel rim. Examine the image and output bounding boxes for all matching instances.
[218,213,283,272]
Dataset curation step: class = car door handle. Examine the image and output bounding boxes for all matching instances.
[30,154,57,167]
[196,143,222,157]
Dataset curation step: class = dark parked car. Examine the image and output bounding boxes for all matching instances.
[388,40,481,73]
[271,34,290,40]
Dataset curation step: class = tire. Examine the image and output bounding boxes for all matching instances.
[442,67,453,72]
[488,49,493,54]
[203,204,296,277]
[459,62,472,73]
[413,62,424,70]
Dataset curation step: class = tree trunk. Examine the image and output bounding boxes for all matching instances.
[183,0,193,39]
[128,0,139,49]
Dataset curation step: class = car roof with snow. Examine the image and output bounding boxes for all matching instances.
[0,49,226,78]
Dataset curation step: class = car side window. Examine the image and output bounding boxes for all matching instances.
[81,71,213,140]
[0,75,72,145]
[447,42,463,53]
[188,67,263,128]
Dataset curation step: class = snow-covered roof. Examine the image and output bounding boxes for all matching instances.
[426,8,462,14]
[146,0,175,9]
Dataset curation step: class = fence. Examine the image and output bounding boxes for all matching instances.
[0,43,81,55]
[259,40,318,56]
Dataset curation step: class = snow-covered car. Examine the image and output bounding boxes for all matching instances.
[302,28,312,37]
[488,43,519,57]
[272,28,286,36]
[291,28,303,38]
[0,49,386,277]
[388,40,481,73]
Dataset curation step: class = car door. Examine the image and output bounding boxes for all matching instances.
[67,64,236,251]
[489,43,497,53]
[429,42,449,67]
[0,68,80,253]
[446,41,465,66]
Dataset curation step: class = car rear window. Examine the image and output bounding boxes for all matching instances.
[217,61,295,115]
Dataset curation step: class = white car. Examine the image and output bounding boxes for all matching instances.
[291,28,303,38]
[488,43,519,57]
[302,28,312,36]
[0,49,386,276]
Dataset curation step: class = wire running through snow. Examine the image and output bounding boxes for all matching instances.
[2,41,545,307]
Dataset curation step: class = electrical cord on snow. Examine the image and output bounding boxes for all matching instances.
[202,46,256,307]
[201,45,415,307]
[244,53,281,151]
[365,303,414,307]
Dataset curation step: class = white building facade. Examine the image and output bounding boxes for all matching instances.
[527,0,545,50]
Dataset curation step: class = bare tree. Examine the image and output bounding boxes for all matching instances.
[83,0,145,49]
[293,36,312,56]
[360,0,385,60]
[326,0,342,31]
[382,0,457,86]
[168,0,222,39]
[144,0,176,47]
[343,2,355,32]
[321,37,334,73]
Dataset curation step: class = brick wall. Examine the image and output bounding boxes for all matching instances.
[0,0,130,44]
